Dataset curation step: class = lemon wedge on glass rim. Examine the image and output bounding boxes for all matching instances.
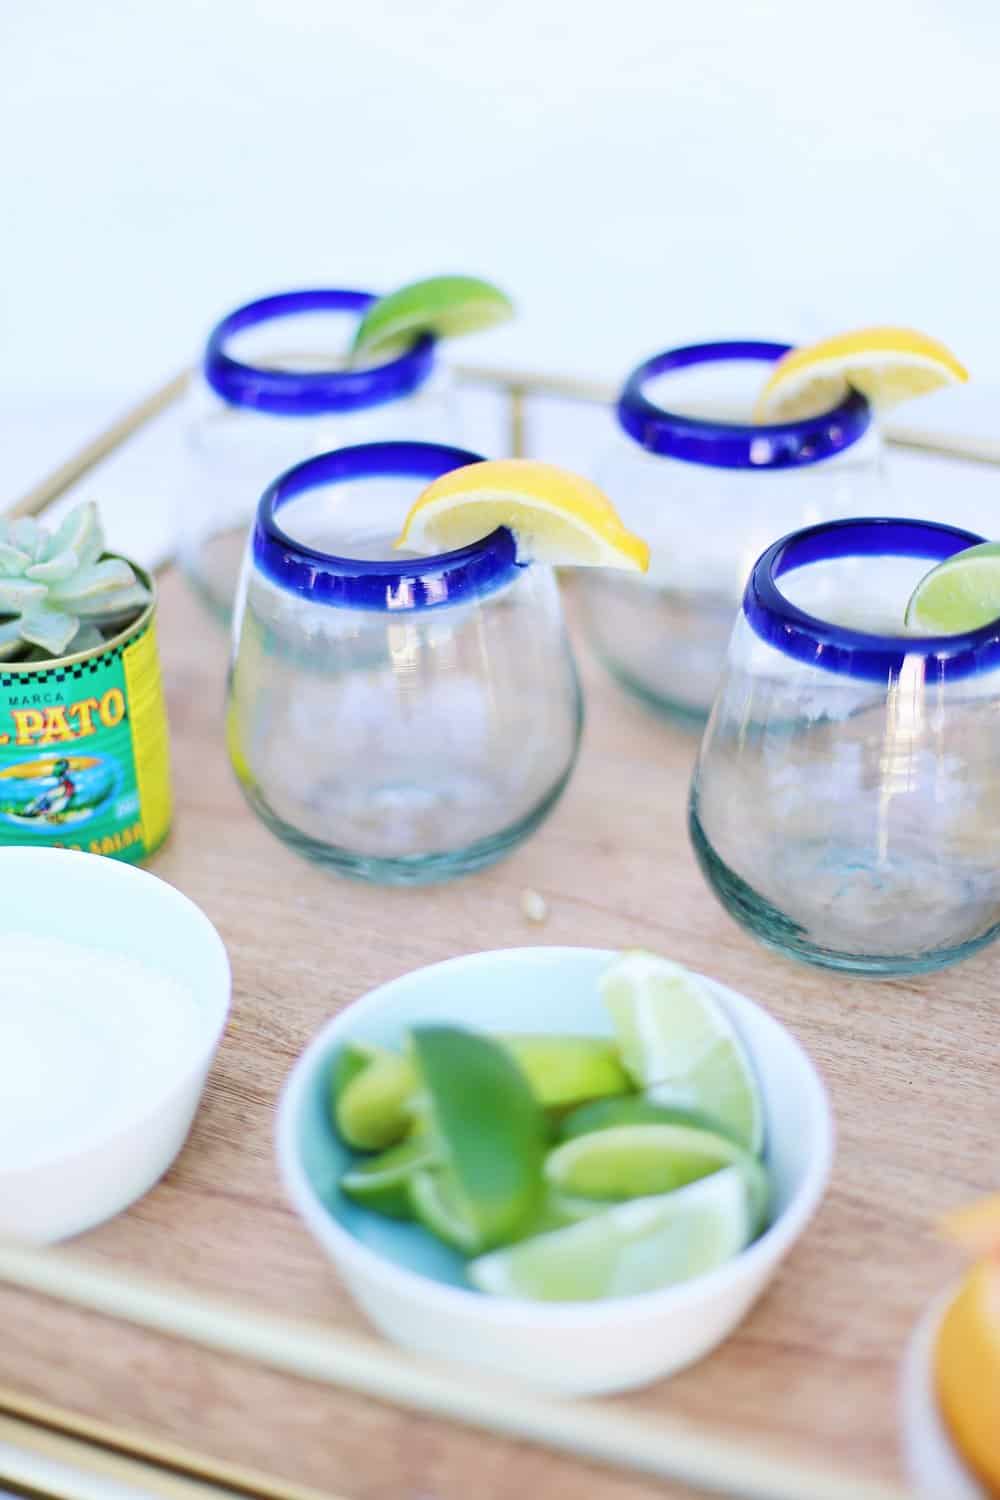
[393,459,649,572]
[753,326,969,423]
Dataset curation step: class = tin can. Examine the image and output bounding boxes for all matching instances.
[0,567,171,861]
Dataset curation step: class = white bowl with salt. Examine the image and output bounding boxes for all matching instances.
[0,848,231,1243]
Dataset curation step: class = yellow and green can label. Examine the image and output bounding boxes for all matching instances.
[0,608,172,862]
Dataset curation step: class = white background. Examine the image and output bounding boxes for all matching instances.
[3,0,1000,501]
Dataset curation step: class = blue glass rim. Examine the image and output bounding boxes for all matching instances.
[617,340,872,469]
[744,517,998,682]
[252,441,521,612]
[203,289,436,415]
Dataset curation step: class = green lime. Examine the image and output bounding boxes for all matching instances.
[340,1138,436,1219]
[409,1166,585,1253]
[904,542,1000,633]
[468,1167,753,1302]
[557,1095,738,1144]
[499,1034,629,1109]
[350,275,514,361]
[331,1039,379,1098]
[545,1123,769,1233]
[411,1026,546,1250]
[601,952,764,1153]
[528,1189,611,1234]
[409,1168,483,1252]
[333,1043,418,1151]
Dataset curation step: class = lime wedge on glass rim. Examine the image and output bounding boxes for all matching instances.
[409,1026,546,1253]
[350,275,514,362]
[600,952,764,1154]
[545,1123,770,1234]
[904,542,1000,634]
[468,1166,753,1302]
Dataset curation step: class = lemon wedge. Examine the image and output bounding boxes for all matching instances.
[754,326,968,423]
[935,1194,1000,1494]
[394,459,649,571]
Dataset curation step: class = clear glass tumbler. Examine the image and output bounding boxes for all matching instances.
[576,341,886,724]
[690,516,1000,976]
[180,289,457,622]
[227,441,583,884]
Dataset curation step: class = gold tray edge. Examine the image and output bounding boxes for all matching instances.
[6,362,999,528]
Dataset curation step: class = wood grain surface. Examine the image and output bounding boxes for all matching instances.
[0,567,993,1499]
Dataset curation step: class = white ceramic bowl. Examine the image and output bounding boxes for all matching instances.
[900,1292,988,1499]
[0,848,231,1243]
[277,946,834,1395]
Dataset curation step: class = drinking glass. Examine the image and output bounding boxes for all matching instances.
[180,289,457,622]
[576,341,886,724]
[689,516,1000,975]
[227,441,583,884]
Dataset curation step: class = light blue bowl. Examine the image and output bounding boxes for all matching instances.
[276,947,834,1394]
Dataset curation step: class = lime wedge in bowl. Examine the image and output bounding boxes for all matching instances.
[905,542,1000,634]
[546,1123,770,1234]
[601,952,764,1153]
[468,1166,754,1302]
[350,275,514,361]
[340,1137,435,1219]
[411,1025,546,1252]
[499,1033,629,1108]
[557,1094,739,1143]
[332,1042,417,1151]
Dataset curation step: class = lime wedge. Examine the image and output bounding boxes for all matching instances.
[350,275,514,361]
[468,1167,753,1301]
[601,953,764,1154]
[557,1095,738,1144]
[331,1039,379,1098]
[409,1168,484,1252]
[412,1026,546,1250]
[341,1138,435,1219]
[545,1123,769,1233]
[333,1043,418,1151]
[904,542,1000,634]
[499,1034,629,1109]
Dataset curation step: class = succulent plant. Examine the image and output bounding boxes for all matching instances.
[0,502,150,662]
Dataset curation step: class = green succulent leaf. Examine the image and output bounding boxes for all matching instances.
[49,557,138,603]
[0,501,149,662]
[69,583,149,619]
[0,544,34,578]
[41,502,104,569]
[0,580,47,614]
[18,607,79,656]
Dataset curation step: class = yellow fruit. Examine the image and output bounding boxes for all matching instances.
[394,459,649,572]
[935,1262,1000,1494]
[941,1191,1000,1257]
[754,326,968,423]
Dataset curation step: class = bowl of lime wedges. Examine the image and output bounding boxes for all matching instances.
[276,947,833,1395]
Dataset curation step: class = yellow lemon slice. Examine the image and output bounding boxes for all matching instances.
[394,459,649,572]
[934,1193,1000,1494]
[753,326,969,423]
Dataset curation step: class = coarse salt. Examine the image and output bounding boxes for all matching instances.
[0,932,207,1171]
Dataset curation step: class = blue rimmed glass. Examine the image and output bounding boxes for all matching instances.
[180,289,459,622]
[689,516,1000,975]
[226,442,583,884]
[576,341,886,725]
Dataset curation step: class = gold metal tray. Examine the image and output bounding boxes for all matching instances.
[2,364,990,1500]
